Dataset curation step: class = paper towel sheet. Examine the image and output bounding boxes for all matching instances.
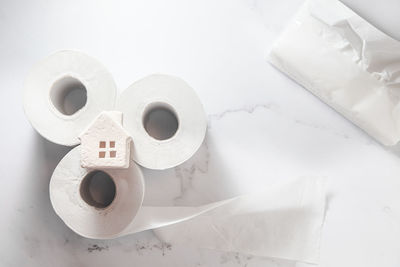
[268,0,400,146]
[116,177,325,264]
[151,177,325,264]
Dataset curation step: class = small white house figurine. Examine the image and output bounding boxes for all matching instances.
[79,111,132,169]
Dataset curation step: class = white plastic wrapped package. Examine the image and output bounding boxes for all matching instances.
[269,0,400,146]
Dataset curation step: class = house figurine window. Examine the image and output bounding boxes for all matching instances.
[98,141,117,158]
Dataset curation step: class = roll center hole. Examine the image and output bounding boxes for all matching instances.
[80,171,116,209]
[50,76,87,116]
[143,103,179,140]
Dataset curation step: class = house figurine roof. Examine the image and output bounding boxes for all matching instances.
[79,111,132,169]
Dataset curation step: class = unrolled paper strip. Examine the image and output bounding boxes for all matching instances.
[269,0,400,146]
[50,147,326,264]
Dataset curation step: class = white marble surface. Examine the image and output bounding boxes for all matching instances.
[1,0,400,266]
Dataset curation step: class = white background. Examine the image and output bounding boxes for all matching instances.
[1,0,400,266]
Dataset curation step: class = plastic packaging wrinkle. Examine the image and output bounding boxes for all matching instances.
[269,0,400,146]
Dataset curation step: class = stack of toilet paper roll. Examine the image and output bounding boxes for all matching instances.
[24,51,326,264]
[24,50,206,169]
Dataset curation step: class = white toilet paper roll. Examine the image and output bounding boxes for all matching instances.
[49,146,145,239]
[116,74,207,170]
[50,146,326,263]
[24,51,117,146]
[50,146,231,239]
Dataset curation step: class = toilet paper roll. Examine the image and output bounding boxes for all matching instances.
[50,146,326,264]
[116,74,207,170]
[50,146,231,239]
[24,51,117,146]
[50,146,145,239]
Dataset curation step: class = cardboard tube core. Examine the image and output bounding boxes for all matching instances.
[50,76,87,116]
[143,102,179,140]
[80,170,116,209]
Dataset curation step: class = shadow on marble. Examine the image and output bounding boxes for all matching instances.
[143,132,242,206]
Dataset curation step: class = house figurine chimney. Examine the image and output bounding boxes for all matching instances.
[79,111,132,169]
